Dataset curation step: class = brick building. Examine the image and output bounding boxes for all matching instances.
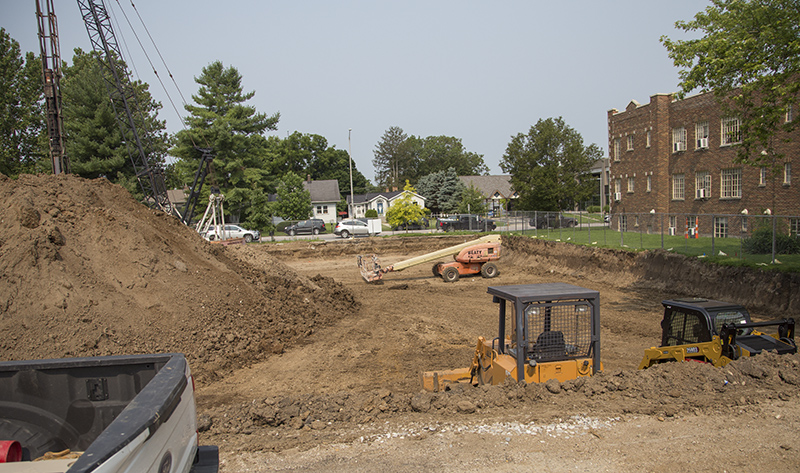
[607,92,799,237]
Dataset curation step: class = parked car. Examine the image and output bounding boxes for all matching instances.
[334,219,375,238]
[393,217,429,231]
[530,213,577,229]
[436,214,496,232]
[284,218,326,236]
[202,224,260,242]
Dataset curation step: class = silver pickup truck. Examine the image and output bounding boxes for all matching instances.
[0,353,218,473]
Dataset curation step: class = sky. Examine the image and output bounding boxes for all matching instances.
[2,0,710,184]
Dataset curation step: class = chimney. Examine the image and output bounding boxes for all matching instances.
[307,174,312,183]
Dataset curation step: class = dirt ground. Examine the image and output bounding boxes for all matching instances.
[2,174,800,472]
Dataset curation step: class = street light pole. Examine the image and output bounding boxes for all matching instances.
[348,128,354,219]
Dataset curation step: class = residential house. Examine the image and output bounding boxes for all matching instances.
[346,190,426,220]
[303,178,340,224]
[458,175,517,216]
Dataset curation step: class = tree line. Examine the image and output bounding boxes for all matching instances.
[3,0,797,232]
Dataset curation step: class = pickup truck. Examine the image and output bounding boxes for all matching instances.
[0,353,218,472]
[436,214,496,232]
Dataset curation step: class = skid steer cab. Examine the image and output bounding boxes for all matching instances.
[422,283,602,392]
[639,298,796,369]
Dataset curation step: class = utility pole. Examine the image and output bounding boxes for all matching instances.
[349,128,354,219]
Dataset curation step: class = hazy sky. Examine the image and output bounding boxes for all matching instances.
[2,1,709,183]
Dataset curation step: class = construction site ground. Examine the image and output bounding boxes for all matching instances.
[2,174,800,472]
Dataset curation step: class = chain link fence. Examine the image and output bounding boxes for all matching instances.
[493,211,800,268]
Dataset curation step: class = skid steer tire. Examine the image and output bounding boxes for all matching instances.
[480,262,499,278]
[432,263,442,277]
[442,267,460,283]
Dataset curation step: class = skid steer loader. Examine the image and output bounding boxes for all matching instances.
[421,283,602,392]
[639,298,796,369]
[358,234,501,283]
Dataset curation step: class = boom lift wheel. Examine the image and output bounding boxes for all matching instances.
[432,262,442,277]
[442,267,460,282]
[480,262,499,278]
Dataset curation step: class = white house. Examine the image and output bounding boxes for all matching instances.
[303,179,340,224]
[346,190,426,219]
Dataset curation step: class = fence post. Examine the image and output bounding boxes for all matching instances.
[772,214,777,264]
[711,214,715,256]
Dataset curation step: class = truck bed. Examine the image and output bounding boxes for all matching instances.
[0,353,216,472]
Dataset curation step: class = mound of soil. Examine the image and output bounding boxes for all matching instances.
[2,173,799,471]
[0,173,356,381]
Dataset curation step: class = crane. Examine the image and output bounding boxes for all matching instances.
[36,0,69,175]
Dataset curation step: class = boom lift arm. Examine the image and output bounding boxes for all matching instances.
[358,234,501,282]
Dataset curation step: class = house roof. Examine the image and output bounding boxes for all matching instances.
[303,179,341,203]
[347,190,401,204]
[458,175,515,199]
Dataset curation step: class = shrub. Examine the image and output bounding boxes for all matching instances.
[365,209,378,218]
[587,205,601,213]
[742,227,800,255]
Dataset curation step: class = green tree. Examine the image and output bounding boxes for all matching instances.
[501,117,601,211]
[416,168,464,214]
[385,180,426,229]
[373,126,411,190]
[274,171,311,220]
[411,135,488,179]
[456,182,488,214]
[171,60,279,223]
[0,29,47,177]
[62,48,169,196]
[662,0,800,167]
[267,131,372,197]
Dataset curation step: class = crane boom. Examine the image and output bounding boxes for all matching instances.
[36,0,69,175]
[76,0,172,214]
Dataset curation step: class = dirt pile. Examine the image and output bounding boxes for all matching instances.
[0,173,356,380]
[199,352,800,452]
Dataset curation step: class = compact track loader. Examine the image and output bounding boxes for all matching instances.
[358,234,501,283]
[639,298,796,369]
[422,283,602,392]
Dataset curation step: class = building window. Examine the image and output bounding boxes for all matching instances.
[627,176,634,193]
[669,215,677,230]
[672,127,687,152]
[646,175,652,192]
[627,135,634,151]
[714,217,728,238]
[377,201,384,214]
[672,174,685,200]
[760,166,767,186]
[614,139,621,161]
[721,117,741,145]
[790,218,800,236]
[646,130,651,148]
[784,162,792,185]
[316,205,329,214]
[614,178,621,201]
[695,171,711,199]
[695,121,709,149]
[620,215,628,232]
[742,216,748,233]
[721,168,742,199]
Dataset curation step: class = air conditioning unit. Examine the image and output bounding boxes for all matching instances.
[698,137,709,148]
[614,192,621,202]
[673,142,685,152]
[698,188,707,199]
[668,227,676,236]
